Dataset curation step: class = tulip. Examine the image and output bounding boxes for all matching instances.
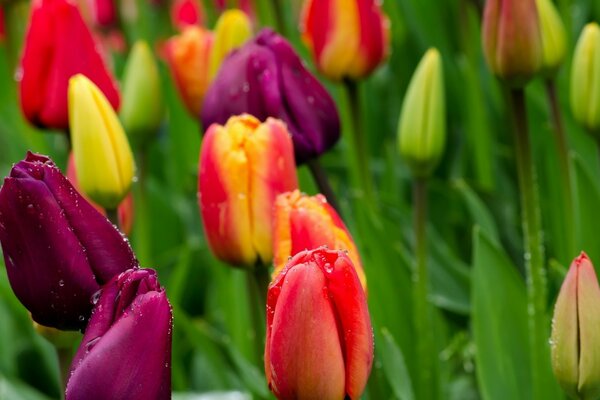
[0,152,138,330]
[120,41,164,147]
[171,0,203,31]
[272,190,366,289]
[535,0,567,75]
[551,252,600,400]
[265,247,373,400]
[481,0,543,86]
[300,0,390,81]
[570,23,600,135]
[66,268,172,400]
[397,48,446,179]
[208,9,252,80]
[66,152,134,236]
[164,26,214,117]
[198,114,298,267]
[202,28,340,164]
[69,74,135,210]
[0,7,4,43]
[87,0,117,28]
[18,0,120,130]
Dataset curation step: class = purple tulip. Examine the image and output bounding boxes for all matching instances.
[0,152,138,330]
[201,28,341,164]
[66,268,172,400]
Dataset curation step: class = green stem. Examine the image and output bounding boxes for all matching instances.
[246,264,269,367]
[133,151,151,265]
[106,208,120,228]
[269,0,286,35]
[343,79,376,205]
[307,158,341,214]
[57,346,72,389]
[509,88,547,400]
[545,79,575,258]
[412,178,434,400]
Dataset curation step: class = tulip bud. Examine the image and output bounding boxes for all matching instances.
[208,9,252,80]
[68,74,136,210]
[481,0,543,86]
[202,28,341,164]
[570,23,600,135]
[19,0,120,130]
[87,0,117,28]
[398,48,446,178]
[66,268,172,400]
[265,247,373,400]
[551,252,600,400]
[120,41,164,148]
[535,0,567,75]
[66,152,134,236]
[300,0,390,81]
[171,0,203,31]
[198,114,298,267]
[0,152,138,330]
[0,7,5,43]
[273,190,366,289]
[164,26,214,117]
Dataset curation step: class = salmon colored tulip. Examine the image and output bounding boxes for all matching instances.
[300,0,390,81]
[265,247,373,400]
[19,0,120,130]
[164,26,213,117]
[198,114,298,267]
[273,190,366,289]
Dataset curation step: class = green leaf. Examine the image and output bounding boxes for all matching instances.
[379,328,415,400]
[0,374,53,400]
[572,153,600,267]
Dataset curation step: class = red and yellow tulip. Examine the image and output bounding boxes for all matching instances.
[198,114,298,267]
[273,190,366,289]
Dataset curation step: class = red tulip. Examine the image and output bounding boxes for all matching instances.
[171,0,203,31]
[19,0,120,130]
[265,248,373,399]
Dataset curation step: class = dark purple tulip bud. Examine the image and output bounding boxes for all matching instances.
[201,28,341,164]
[0,152,138,330]
[66,268,172,400]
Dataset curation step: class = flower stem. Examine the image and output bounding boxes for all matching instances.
[57,346,72,388]
[269,0,286,35]
[307,158,341,214]
[509,88,547,400]
[343,79,376,206]
[412,178,434,400]
[545,79,575,258]
[246,264,269,367]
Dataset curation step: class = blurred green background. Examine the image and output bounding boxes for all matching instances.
[1,0,600,399]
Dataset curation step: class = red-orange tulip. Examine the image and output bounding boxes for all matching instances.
[265,247,373,400]
[198,114,298,267]
[300,0,390,80]
[273,190,366,289]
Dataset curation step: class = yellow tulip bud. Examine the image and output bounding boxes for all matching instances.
[120,41,164,147]
[68,74,135,209]
[397,48,446,178]
[208,9,252,80]
[536,0,567,75]
[570,22,600,135]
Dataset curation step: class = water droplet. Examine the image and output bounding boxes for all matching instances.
[307,96,314,104]
[91,289,102,305]
[78,315,85,322]
[85,336,101,352]
[58,279,65,287]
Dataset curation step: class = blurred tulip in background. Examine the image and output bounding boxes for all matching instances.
[208,9,252,80]
[265,248,373,400]
[171,0,203,30]
[535,0,567,75]
[0,152,138,330]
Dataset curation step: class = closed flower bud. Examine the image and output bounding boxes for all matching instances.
[398,48,446,178]
[87,0,117,28]
[551,252,600,400]
[120,41,164,147]
[66,152,134,236]
[208,9,252,80]
[66,268,172,400]
[198,114,298,267]
[481,0,543,86]
[300,0,390,81]
[570,23,600,135]
[265,248,373,400]
[273,190,366,289]
[19,0,120,130]
[171,0,203,31]
[202,29,340,164]
[164,26,214,117]
[0,152,138,330]
[68,74,136,209]
[536,0,567,75]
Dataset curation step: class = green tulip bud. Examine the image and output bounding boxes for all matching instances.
[551,253,600,400]
[570,23,600,135]
[536,0,567,75]
[120,41,164,147]
[397,48,446,179]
